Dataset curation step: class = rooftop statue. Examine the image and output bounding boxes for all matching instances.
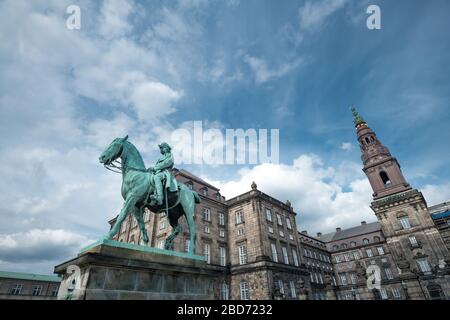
[98,136,200,253]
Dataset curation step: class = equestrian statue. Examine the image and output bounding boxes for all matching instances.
[98,136,200,254]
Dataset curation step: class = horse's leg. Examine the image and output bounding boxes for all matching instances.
[103,194,138,240]
[164,213,182,250]
[133,205,149,245]
[181,188,196,255]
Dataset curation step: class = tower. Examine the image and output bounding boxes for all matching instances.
[352,107,411,199]
[352,106,450,300]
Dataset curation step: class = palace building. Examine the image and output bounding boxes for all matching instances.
[109,109,450,300]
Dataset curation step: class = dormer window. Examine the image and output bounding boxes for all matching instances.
[202,187,208,196]
[216,193,221,201]
[380,171,391,185]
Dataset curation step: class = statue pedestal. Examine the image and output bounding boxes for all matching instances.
[54,239,222,300]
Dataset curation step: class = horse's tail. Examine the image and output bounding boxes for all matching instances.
[192,191,201,203]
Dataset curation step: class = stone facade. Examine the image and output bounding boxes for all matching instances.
[0,271,60,300]
[108,111,449,300]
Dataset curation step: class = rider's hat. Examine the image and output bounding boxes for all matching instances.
[158,142,171,151]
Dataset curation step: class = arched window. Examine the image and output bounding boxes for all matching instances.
[373,236,380,242]
[341,243,348,249]
[333,245,339,251]
[365,137,370,144]
[363,238,370,245]
[370,136,375,142]
[380,171,391,185]
[350,241,356,247]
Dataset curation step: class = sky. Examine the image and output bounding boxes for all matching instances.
[0,0,449,275]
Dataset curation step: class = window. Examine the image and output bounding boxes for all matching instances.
[350,241,356,247]
[279,230,284,237]
[203,243,211,264]
[363,238,370,244]
[409,236,418,247]
[132,217,138,228]
[204,225,210,234]
[353,251,360,260]
[276,214,283,226]
[271,243,278,262]
[143,210,150,222]
[377,246,385,255]
[240,281,250,300]
[219,212,225,226]
[184,239,190,253]
[282,247,289,265]
[292,249,299,267]
[366,249,374,257]
[373,236,380,242]
[268,226,274,233]
[202,187,208,196]
[380,288,388,300]
[310,272,314,283]
[220,282,229,300]
[385,268,394,280]
[120,221,127,233]
[216,193,221,201]
[159,219,167,230]
[237,228,245,236]
[286,217,292,230]
[10,284,23,295]
[399,216,411,229]
[219,229,225,238]
[238,245,247,265]
[380,171,391,185]
[344,254,350,262]
[341,243,348,249]
[350,273,357,285]
[158,239,165,249]
[186,181,193,189]
[51,287,59,297]
[32,285,42,296]
[265,208,273,222]
[335,255,342,263]
[392,287,401,298]
[219,247,226,266]
[277,279,285,296]
[417,259,432,273]
[203,208,211,221]
[235,211,244,224]
[289,281,296,298]
[340,274,347,286]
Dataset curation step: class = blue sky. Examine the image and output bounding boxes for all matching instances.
[0,0,449,274]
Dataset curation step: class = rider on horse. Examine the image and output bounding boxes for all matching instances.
[148,142,178,206]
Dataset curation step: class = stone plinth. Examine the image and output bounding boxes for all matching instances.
[54,239,223,300]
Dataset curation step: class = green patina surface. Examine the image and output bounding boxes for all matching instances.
[0,270,61,282]
[351,106,365,126]
[79,239,206,261]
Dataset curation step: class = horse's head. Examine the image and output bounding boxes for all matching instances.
[99,135,128,165]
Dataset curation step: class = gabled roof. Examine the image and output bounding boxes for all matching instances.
[0,270,61,282]
[317,221,381,243]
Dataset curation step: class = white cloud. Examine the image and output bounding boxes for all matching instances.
[98,0,135,39]
[298,0,347,31]
[0,229,93,263]
[130,81,182,120]
[421,183,450,207]
[244,55,302,83]
[340,142,352,151]
[204,154,374,234]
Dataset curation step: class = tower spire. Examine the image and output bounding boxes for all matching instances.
[350,106,366,127]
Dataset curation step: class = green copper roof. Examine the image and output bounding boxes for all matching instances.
[0,270,61,282]
[351,106,366,126]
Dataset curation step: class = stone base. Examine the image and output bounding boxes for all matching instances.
[54,240,223,300]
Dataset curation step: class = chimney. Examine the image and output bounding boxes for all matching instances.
[301,230,308,235]
[336,227,341,232]
[361,221,367,225]
[316,232,322,237]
